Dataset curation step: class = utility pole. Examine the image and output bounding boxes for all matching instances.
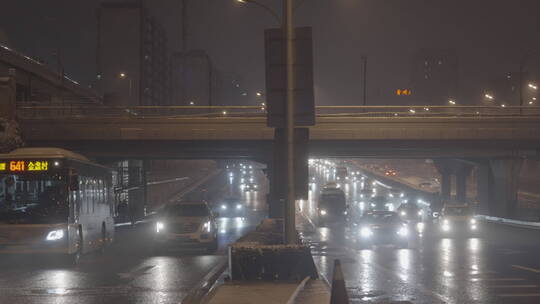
[362,55,367,107]
[181,0,188,52]
[283,0,296,244]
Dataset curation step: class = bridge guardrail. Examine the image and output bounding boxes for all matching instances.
[16,104,540,119]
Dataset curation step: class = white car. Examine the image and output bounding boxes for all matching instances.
[438,204,478,236]
[154,202,218,253]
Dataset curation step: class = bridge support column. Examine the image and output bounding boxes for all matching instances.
[476,160,494,215]
[0,76,16,120]
[268,128,309,218]
[434,160,452,205]
[489,159,523,218]
[268,129,286,218]
[455,164,473,203]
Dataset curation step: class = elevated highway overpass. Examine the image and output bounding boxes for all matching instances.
[16,105,540,160]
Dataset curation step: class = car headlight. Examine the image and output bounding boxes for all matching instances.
[46,229,64,241]
[471,224,477,230]
[417,222,425,232]
[343,211,348,215]
[221,205,227,210]
[203,221,211,232]
[400,211,407,216]
[320,209,327,216]
[441,220,450,232]
[360,227,373,238]
[156,221,165,233]
[418,210,423,216]
[470,219,477,225]
[254,185,258,189]
[236,204,242,209]
[397,226,409,237]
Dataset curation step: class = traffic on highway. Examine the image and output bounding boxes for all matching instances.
[1,149,540,303]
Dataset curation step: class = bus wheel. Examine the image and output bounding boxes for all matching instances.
[66,233,82,266]
[99,224,108,255]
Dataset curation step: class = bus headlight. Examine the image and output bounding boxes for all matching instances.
[46,229,64,241]
[156,221,165,233]
[360,227,373,238]
[203,221,211,232]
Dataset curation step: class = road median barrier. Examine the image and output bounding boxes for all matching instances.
[228,218,318,281]
[477,215,540,230]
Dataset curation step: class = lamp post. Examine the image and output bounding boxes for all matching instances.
[119,72,133,98]
[237,0,297,244]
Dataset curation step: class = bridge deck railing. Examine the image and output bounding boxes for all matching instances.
[15,105,540,119]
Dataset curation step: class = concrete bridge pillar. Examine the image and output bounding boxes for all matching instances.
[0,76,16,120]
[434,160,452,204]
[455,164,473,203]
[476,160,494,215]
[489,159,523,218]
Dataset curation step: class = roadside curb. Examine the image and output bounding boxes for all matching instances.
[286,276,311,304]
[181,258,228,304]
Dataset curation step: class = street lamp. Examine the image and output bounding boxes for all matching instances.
[236,0,281,23]
[118,72,132,97]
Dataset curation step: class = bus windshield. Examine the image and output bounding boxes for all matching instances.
[0,173,68,224]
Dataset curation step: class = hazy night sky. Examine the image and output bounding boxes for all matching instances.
[1,0,539,105]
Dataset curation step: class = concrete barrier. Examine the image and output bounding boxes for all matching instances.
[477,215,540,230]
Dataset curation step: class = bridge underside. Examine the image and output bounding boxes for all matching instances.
[24,139,539,161]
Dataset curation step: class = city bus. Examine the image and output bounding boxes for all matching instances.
[0,148,115,264]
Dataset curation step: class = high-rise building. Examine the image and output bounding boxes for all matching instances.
[171,50,220,106]
[97,2,170,106]
[410,49,458,105]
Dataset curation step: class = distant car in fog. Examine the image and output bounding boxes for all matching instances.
[323,182,339,190]
[369,195,389,211]
[418,182,432,188]
[318,187,347,226]
[243,182,258,192]
[336,166,348,179]
[397,203,423,223]
[357,211,410,249]
[217,198,246,218]
[384,169,397,176]
[153,202,218,253]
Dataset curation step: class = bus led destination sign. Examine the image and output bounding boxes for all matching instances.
[0,160,50,172]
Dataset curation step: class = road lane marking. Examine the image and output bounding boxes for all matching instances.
[474,278,526,281]
[512,265,540,274]
[490,285,538,288]
[498,293,540,297]
[343,247,451,303]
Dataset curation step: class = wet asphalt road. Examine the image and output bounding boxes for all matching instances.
[300,161,540,304]
[0,166,267,304]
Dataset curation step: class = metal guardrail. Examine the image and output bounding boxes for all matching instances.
[15,104,540,119]
[476,215,540,230]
